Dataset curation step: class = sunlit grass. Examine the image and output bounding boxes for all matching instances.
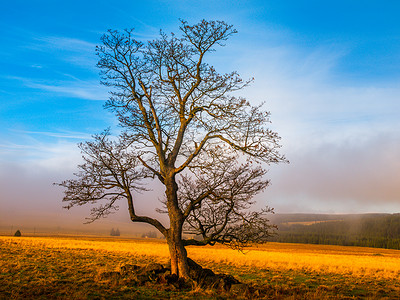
[3,236,399,278]
[188,242,400,279]
[1,235,400,298]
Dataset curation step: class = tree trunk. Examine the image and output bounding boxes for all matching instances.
[165,172,190,278]
[167,228,190,278]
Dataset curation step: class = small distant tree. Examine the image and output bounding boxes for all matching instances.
[110,228,121,236]
[142,231,157,239]
[14,230,21,237]
[57,20,286,278]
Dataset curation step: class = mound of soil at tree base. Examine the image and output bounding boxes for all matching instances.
[98,258,253,297]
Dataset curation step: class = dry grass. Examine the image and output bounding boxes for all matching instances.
[1,235,400,299]
[189,241,400,278]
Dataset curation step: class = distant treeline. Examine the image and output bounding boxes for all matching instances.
[270,213,400,250]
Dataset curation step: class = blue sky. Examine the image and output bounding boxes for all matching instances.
[1,1,400,231]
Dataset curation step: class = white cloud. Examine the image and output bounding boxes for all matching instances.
[19,34,99,71]
[27,81,108,100]
[30,36,97,54]
[9,76,108,100]
[226,37,400,213]
[235,41,400,148]
[11,130,92,140]
[0,139,82,172]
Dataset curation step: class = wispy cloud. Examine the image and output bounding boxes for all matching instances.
[29,35,97,54]
[0,128,92,172]
[0,139,82,171]
[10,129,92,140]
[27,81,107,100]
[9,76,108,101]
[22,34,99,70]
[0,142,35,151]
[30,64,43,69]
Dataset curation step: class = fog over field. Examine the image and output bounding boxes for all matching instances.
[1,1,400,233]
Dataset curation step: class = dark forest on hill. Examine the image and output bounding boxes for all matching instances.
[270,213,400,249]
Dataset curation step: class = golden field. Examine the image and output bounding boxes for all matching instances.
[1,235,400,299]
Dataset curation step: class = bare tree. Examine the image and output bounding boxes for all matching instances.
[57,20,286,279]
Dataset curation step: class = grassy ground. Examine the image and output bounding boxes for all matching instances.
[1,236,400,299]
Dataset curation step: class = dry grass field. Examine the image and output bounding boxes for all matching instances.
[1,235,400,299]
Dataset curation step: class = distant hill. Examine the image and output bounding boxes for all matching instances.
[269,213,400,250]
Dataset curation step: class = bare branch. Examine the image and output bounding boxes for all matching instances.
[55,131,166,232]
[178,155,276,250]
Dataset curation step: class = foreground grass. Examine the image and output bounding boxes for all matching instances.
[1,236,400,299]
